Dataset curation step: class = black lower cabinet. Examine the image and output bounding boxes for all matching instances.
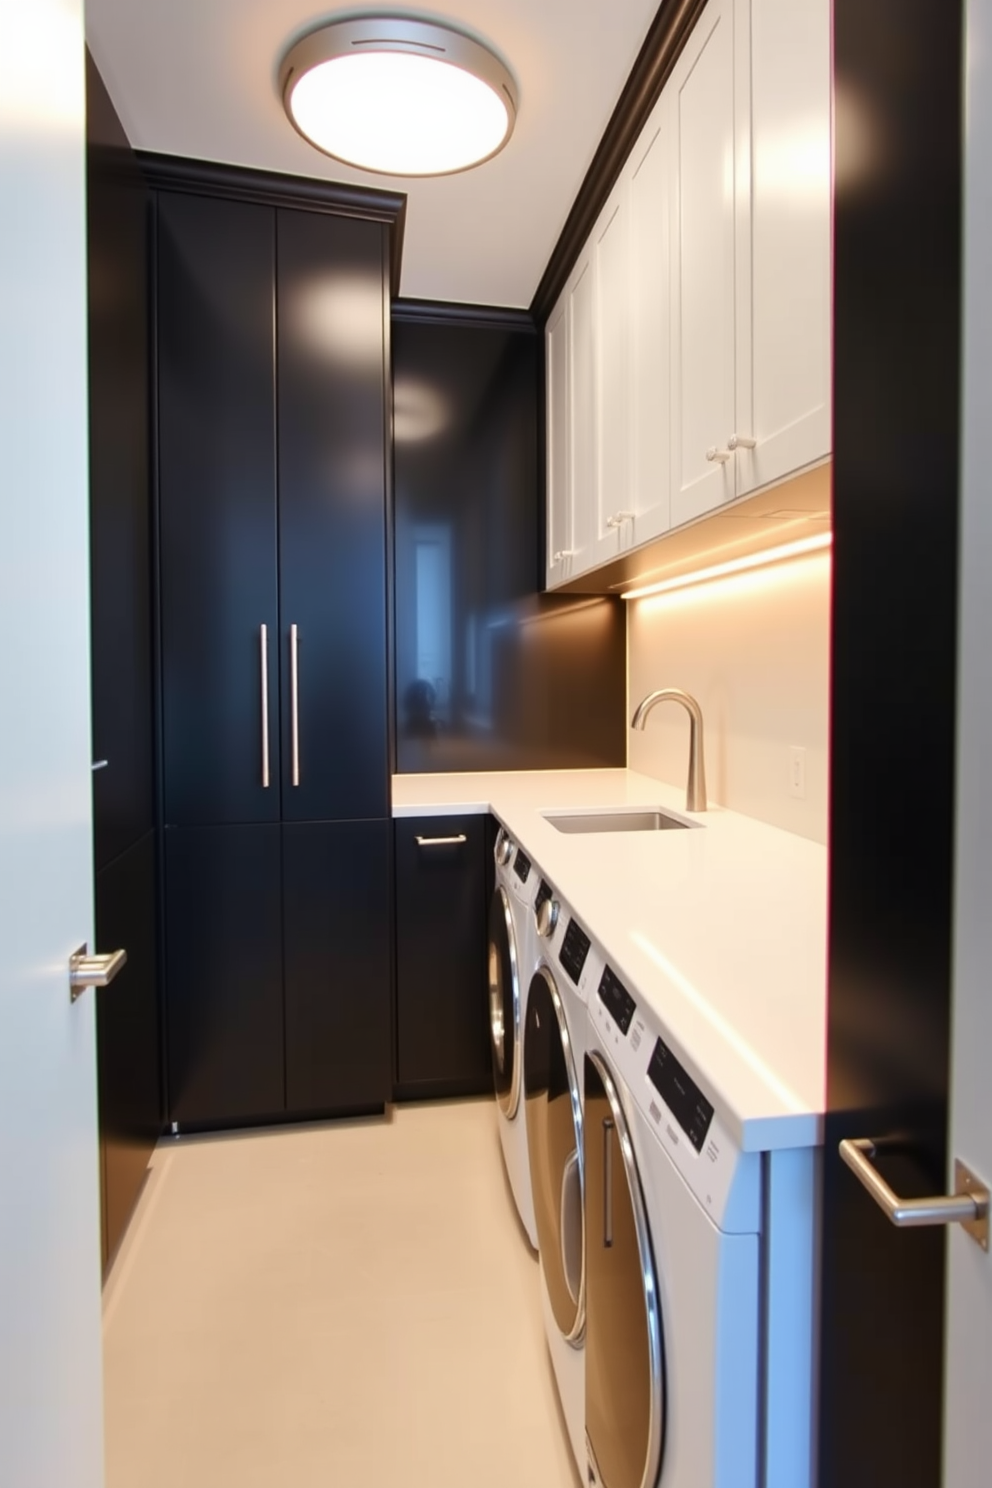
[283,820,391,1115]
[394,815,489,1097]
[95,831,162,1269]
[165,824,284,1128]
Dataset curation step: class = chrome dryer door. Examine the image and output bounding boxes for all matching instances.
[488,886,521,1118]
[585,1050,665,1488]
[524,966,584,1343]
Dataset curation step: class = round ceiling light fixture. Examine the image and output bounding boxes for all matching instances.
[279,15,518,178]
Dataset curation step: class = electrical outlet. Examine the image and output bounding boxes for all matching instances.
[789,746,806,800]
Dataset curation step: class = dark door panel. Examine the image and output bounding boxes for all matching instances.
[95,831,162,1268]
[276,210,388,822]
[283,820,391,1114]
[165,824,284,1126]
[87,55,154,869]
[394,815,489,1095]
[158,193,280,826]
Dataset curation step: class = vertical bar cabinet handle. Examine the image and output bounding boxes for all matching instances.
[290,624,300,787]
[603,1117,615,1248]
[260,624,270,789]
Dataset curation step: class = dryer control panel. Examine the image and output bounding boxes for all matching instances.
[559,918,591,985]
[591,967,760,1232]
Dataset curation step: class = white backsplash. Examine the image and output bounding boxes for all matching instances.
[627,548,831,844]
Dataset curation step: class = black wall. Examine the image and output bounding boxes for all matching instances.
[819,5,962,1485]
[393,312,626,773]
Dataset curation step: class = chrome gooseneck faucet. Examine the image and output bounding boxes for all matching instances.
[631,688,708,812]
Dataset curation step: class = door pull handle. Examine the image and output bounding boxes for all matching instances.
[603,1117,615,1248]
[840,1138,989,1251]
[69,944,127,1002]
[260,624,270,789]
[290,623,300,787]
[415,834,468,847]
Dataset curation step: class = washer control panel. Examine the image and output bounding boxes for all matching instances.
[559,918,591,985]
[646,1036,714,1154]
[513,849,532,884]
[597,966,636,1036]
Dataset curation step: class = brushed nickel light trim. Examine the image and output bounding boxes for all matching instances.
[279,15,518,177]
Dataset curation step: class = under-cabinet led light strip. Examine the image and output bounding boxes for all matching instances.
[620,531,832,601]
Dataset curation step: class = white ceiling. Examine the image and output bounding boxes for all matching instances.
[85,0,661,308]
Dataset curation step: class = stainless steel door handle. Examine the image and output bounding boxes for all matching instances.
[260,623,270,789]
[69,944,127,1002]
[840,1138,990,1250]
[290,623,300,788]
[414,834,468,846]
[603,1117,615,1248]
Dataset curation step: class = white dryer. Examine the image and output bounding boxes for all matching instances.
[583,966,814,1488]
[488,826,542,1249]
[523,887,600,1479]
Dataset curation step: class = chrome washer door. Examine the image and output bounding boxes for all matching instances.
[584,1050,664,1488]
[488,886,521,1118]
[524,966,584,1343]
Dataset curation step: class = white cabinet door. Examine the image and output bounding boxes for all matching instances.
[736,0,831,496]
[629,94,674,546]
[595,186,630,565]
[567,254,600,573]
[546,299,571,586]
[670,0,738,528]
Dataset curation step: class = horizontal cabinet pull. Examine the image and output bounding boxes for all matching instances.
[415,833,468,847]
[706,446,732,464]
[553,549,574,563]
[728,433,757,451]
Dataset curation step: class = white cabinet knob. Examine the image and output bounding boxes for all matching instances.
[728,434,757,450]
[706,447,732,464]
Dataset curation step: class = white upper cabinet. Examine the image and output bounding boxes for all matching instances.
[670,0,738,528]
[628,95,674,547]
[544,0,830,588]
[546,299,570,587]
[736,0,831,497]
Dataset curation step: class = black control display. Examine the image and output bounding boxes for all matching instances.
[513,850,532,884]
[647,1037,714,1152]
[598,967,637,1035]
[559,919,591,985]
[535,879,553,915]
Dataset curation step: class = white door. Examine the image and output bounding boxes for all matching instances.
[737,0,831,498]
[944,1,992,1477]
[546,301,571,587]
[670,0,738,528]
[567,254,600,575]
[594,183,630,565]
[0,4,106,1486]
[628,94,673,548]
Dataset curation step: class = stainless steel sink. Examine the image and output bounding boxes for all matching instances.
[543,809,691,834]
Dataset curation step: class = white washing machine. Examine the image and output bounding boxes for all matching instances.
[584,965,815,1488]
[488,825,543,1249]
[523,886,601,1478]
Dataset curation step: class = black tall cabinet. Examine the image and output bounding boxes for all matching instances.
[151,166,401,1129]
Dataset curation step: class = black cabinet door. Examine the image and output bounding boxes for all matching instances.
[95,830,162,1268]
[87,57,154,869]
[394,815,489,1095]
[158,193,280,826]
[283,820,391,1114]
[165,824,284,1127]
[276,210,389,822]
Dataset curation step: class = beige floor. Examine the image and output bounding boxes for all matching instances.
[102,1099,581,1488]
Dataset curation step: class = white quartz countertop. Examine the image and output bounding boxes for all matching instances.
[392,769,827,1152]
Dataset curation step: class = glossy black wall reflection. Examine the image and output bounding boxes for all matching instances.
[393,315,626,773]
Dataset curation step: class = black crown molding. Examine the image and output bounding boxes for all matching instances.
[529,0,706,326]
[135,151,407,297]
[392,298,536,332]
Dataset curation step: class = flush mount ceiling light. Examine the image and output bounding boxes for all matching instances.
[279,15,518,177]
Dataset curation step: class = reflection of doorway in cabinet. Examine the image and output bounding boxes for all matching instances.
[414,523,453,729]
